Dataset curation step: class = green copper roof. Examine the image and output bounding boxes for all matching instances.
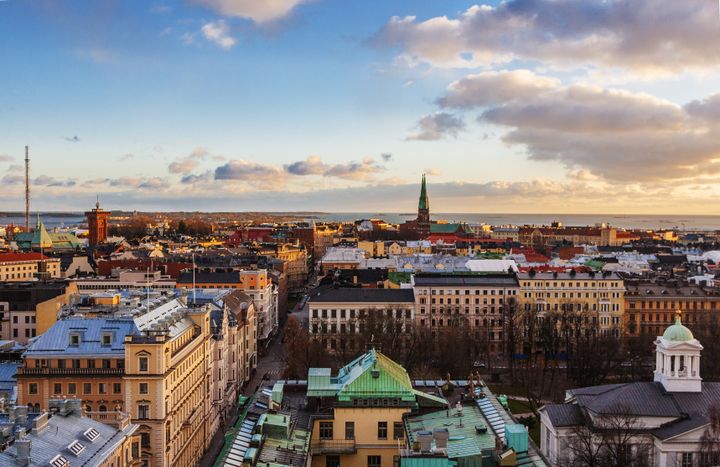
[663,313,694,342]
[430,223,472,234]
[419,174,429,211]
[307,349,418,402]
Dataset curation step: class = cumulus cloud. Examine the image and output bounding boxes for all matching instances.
[201,21,236,50]
[284,156,385,180]
[168,147,209,174]
[406,112,465,141]
[432,69,720,182]
[372,0,720,73]
[201,20,236,50]
[215,160,283,181]
[193,0,311,23]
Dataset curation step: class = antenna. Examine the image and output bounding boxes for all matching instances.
[192,252,196,303]
[24,146,30,231]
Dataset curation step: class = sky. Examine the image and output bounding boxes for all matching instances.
[1,0,720,214]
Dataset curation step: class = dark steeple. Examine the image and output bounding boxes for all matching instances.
[416,174,430,238]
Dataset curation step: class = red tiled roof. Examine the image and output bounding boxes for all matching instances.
[0,252,48,262]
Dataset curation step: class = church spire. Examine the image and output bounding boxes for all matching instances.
[418,173,429,211]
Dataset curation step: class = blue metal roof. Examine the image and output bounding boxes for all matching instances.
[25,318,139,357]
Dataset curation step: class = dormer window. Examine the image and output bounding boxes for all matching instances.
[101,333,113,347]
[69,333,81,346]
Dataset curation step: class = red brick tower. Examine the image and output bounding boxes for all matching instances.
[85,199,110,246]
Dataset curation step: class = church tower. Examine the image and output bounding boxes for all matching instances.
[654,311,703,392]
[416,174,430,238]
[85,198,111,246]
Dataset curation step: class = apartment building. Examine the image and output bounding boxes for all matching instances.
[0,252,61,281]
[517,271,625,335]
[413,274,520,352]
[177,269,278,342]
[307,349,447,467]
[16,292,257,467]
[624,282,720,337]
[308,288,415,350]
[0,280,78,343]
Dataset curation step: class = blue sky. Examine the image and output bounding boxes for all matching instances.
[1,0,719,213]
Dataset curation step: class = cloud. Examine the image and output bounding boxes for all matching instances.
[137,177,170,190]
[85,177,170,190]
[201,20,236,50]
[181,171,214,184]
[168,147,209,174]
[193,0,311,23]
[119,153,135,162]
[7,164,22,173]
[424,168,442,177]
[0,154,12,163]
[215,160,283,181]
[1,174,23,185]
[431,69,720,182]
[284,156,385,180]
[371,0,720,73]
[406,112,465,141]
[381,153,393,162]
[63,136,80,143]
[33,175,76,187]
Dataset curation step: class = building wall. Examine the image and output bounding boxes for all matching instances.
[518,273,625,336]
[414,282,520,353]
[0,258,61,281]
[625,288,720,337]
[310,407,409,467]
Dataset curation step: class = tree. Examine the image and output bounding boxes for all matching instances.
[281,316,330,378]
[700,405,720,466]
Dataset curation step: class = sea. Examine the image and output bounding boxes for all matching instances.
[2,212,720,231]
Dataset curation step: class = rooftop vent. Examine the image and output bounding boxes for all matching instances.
[67,439,86,456]
[371,369,380,379]
[83,428,100,443]
[50,454,70,467]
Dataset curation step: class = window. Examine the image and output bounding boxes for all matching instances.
[101,333,112,347]
[69,333,80,346]
[113,383,122,394]
[102,359,111,369]
[72,359,81,369]
[393,422,404,440]
[57,359,66,369]
[99,383,107,394]
[377,421,388,440]
[140,383,148,394]
[368,455,382,467]
[139,357,148,372]
[319,421,334,440]
[681,453,693,467]
[326,456,341,467]
[29,383,38,395]
[68,383,76,394]
[53,383,62,394]
[140,432,151,447]
[138,404,150,420]
[345,421,355,440]
[87,360,95,369]
[83,383,92,395]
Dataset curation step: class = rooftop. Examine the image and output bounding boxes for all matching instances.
[413,274,519,287]
[308,288,415,304]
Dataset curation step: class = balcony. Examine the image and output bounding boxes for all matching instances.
[17,367,124,376]
[310,440,357,455]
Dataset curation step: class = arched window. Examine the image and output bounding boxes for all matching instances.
[27,403,34,412]
[34,404,40,413]
[99,405,107,412]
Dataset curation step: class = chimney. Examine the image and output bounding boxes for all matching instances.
[433,427,449,449]
[416,431,432,452]
[31,412,49,434]
[14,406,28,426]
[66,398,82,415]
[14,437,31,466]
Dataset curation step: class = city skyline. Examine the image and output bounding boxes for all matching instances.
[1,0,720,213]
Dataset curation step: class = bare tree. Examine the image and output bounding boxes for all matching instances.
[700,405,720,466]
